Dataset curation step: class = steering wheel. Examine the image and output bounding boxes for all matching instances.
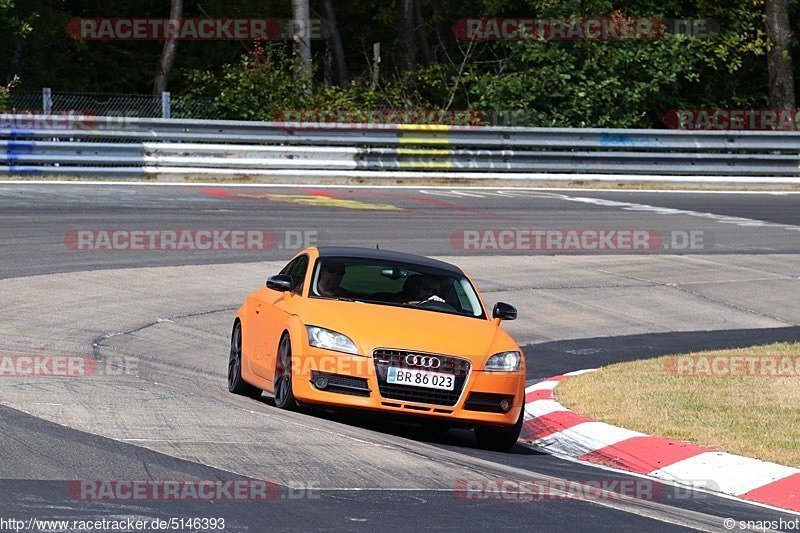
[416,297,457,312]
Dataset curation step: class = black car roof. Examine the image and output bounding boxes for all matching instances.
[316,246,463,275]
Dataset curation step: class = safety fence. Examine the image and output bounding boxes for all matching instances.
[1,114,799,182]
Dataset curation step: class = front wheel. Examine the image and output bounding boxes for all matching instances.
[228,322,262,400]
[474,407,523,452]
[274,333,299,411]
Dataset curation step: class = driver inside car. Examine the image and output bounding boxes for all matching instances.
[394,274,444,304]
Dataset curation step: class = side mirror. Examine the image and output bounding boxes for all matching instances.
[492,302,517,321]
[266,274,293,292]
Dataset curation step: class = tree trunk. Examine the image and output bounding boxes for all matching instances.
[323,45,334,86]
[413,0,432,66]
[153,0,183,96]
[766,0,795,113]
[398,0,416,72]
[10,38,24,82]
[292,0,313,96]
[322,0,348,87]
[371,42,381,88]
[431,0,451,64]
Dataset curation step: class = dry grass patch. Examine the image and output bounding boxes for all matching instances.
[556,342,800,468]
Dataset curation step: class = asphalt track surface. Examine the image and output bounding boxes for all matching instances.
[1,184,800,279]
[1,183,800,532]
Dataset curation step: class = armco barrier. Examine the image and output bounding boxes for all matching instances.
[2,115,800,182]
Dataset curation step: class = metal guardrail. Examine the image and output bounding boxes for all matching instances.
[1,115,800,182]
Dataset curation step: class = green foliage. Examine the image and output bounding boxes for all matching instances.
[458,36,703,127]
[0,86,9,111]
[436,0,774,126]
[0,0,34,38]
[180,44,413,121]
[0,0,791,127]
[182,45,307,120]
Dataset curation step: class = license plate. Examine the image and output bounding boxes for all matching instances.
[386,367,455,391]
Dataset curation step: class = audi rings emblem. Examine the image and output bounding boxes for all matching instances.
[405,354,441,369]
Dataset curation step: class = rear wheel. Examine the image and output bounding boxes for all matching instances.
[274,333,299,411]
[474,407,523,452]
[228,322,262,400]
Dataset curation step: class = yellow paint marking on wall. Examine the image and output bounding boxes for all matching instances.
[398,124,451,146]
[396,147,454,169]
[398,160,454,169]
[238,193,402,210]
[398,124,451,131]
[398,135,450,146]
[396,148,451,156]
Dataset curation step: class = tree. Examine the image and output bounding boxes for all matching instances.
[397,0,416,72]
[0,0,35,88]
[765,0,795,111]
[153,0,183,95]
[292,0,312,96]
[414,0,432,66]
[322,0,348,87]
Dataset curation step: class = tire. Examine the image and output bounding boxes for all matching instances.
[274,333,299,411]
[228,322,262,400]
[474,407,523,452]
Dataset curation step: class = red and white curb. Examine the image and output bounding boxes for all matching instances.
[521,369,800,513]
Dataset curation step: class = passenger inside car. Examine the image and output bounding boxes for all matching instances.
[317,260,354,298]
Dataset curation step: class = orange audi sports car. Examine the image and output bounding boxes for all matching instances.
[228,246,526,450]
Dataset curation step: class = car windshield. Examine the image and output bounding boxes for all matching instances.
[310,257,486,319]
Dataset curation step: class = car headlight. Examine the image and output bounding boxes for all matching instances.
[485,351,521,372]
[306,326,358,355]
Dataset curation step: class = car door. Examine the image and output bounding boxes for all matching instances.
[248,255,309,384]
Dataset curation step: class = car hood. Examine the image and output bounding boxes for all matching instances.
[295,298,505,359]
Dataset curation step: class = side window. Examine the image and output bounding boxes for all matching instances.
[279,254,309,293]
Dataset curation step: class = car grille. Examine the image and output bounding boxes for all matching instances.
[372,349,471,407]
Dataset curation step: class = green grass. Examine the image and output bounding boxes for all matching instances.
[556,342,800,468]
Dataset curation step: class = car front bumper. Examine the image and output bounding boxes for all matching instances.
[290,346,525,427]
